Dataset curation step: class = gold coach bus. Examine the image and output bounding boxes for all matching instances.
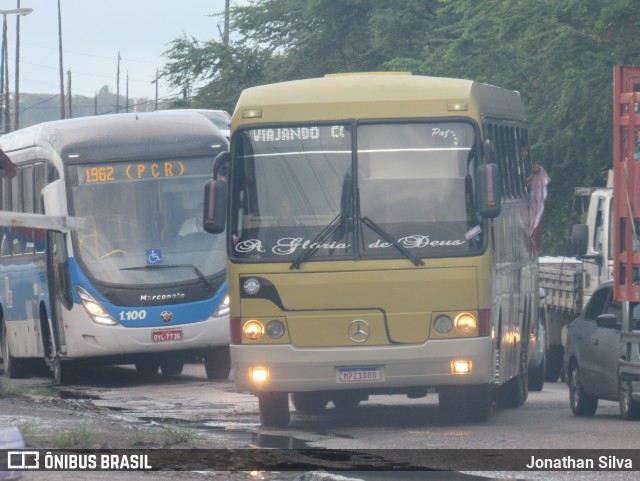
[205,72,540,426]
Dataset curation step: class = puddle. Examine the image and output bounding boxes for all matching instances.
[57,389,99,401]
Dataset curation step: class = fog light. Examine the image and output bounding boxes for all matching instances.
[266,320,286,340]
[244,320,264,340]
[251,367,269,382]
[455,313,477,334]
[434,315,453,334]
[452,360,472,374]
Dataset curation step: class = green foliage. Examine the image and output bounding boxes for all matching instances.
[160,0,640,254]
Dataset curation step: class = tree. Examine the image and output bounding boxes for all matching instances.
[161,0,640,254]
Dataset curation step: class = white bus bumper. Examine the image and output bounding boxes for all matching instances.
[231,337,494,393]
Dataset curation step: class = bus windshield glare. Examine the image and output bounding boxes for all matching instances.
[230,121,480,262]
[68,157,226,286]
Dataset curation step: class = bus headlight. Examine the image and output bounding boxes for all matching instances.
[455,313,477,334]
[213,295,230,318]
[243,320,264,340]
[266,320,286,340]
[76,286,118,326]
[434,315,454,334]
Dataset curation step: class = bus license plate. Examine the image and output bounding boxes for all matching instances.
[337,367,382,383]
[152,329,183,342]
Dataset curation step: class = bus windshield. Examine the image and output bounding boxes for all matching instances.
[230,121,481,263]
[68,157,226,286]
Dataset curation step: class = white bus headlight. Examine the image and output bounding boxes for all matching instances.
[76,286,118,326]
[434,315,454,334]
[213,295,229,318]
[455,313,477,334]
[266,320,286,340]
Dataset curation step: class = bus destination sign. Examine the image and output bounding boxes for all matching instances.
[79,161,186,185]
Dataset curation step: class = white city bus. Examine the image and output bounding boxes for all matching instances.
[0,111,230,383]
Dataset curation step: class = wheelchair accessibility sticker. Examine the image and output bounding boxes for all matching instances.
[146,249,163,265]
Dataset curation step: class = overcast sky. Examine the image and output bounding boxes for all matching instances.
[4,0,236,100]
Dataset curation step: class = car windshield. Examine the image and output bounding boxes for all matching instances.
[229,121,480,263]
[68,157,226,286]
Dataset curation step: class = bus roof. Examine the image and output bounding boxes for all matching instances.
[232,72,526,127]
[0,111,228,164]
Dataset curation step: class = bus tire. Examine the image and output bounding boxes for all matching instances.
[438,385,491,421]
[258,392,290,428]
[495,345,529,408]
[160,360,184,376]
[135,360,159,379]
[528,352,546,392]
[52,357,77,385]
[2,320,31,379]
[466,384,492,422]
[291,392,329,414]
[332,392,362,411]
[204,346,230,381]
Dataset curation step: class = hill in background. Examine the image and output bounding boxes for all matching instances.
[10,86,170,131]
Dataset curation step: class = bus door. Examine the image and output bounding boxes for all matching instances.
[42,180,73,355]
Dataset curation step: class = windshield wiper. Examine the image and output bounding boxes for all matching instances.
[361,216,424,266]
[121,264,209,284]
[290,213,350,270]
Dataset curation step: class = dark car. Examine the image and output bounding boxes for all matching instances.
[563,280,640,419]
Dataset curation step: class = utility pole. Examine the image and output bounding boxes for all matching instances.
[154,69,158,111]
[0,6,32,131]
[14,0,22,131]
[125,71,129,113]
[66,69,71,118]
[116,52,120,113]
[3,16,9,133]
[57,0,65,119]
[1,15,6,133]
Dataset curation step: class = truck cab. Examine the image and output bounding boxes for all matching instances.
[571,187,614,306]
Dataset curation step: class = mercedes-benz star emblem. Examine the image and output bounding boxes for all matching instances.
[160,311,173,322]
[348,319,370,343]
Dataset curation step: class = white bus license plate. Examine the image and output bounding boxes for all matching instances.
[152,329,183,342]
[337,367,382,383]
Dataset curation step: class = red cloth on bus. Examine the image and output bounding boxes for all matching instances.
[528,164,550,253]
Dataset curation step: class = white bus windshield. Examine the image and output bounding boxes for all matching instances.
[68,157,226,286]
[230,121,479,263]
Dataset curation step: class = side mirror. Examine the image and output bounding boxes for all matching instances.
[596,313,620,329]
[570,224,589,257]
[203,179,227,234]
[476,163,502,218]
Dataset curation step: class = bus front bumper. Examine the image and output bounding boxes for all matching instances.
[231,337,494,394]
